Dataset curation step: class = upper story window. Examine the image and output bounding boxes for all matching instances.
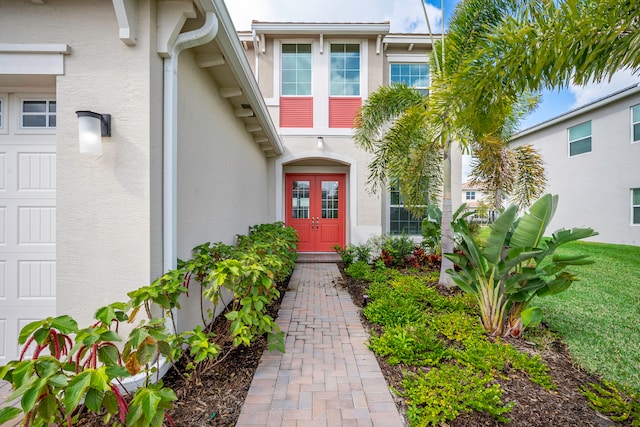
[465,191,476,200]
[21,99,56,129]
[633,188,640,225]
[568,120,591,156]
[330,44,360,96]
[390,63,429,94]
[281,44,312,96]
[632,104,640,143]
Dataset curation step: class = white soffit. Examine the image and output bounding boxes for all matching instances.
[0,44,70,75]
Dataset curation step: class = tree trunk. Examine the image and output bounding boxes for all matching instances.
[439,140,455,288]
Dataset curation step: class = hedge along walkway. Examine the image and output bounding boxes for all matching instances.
[236,262,404,427]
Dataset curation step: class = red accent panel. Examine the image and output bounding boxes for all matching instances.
[280,97,313,128]
[329,97,362,128]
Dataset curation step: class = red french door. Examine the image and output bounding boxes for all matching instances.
[285,174,346,252]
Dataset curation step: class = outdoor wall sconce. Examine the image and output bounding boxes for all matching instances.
[317,136,324,149]
[76,111,111,154]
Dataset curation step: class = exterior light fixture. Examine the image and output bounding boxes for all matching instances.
[317,136,324,149]
[76,111,111,154]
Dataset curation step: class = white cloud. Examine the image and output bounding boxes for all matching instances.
[224,0,443,33]
[569,68,640,109]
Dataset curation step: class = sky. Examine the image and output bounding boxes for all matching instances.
[224,0,640,175]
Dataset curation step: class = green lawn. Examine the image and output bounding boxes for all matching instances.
[533,241,640,391]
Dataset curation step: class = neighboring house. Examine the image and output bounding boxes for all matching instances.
[0,3,462,363]
[237,22,462,244]
[510,83,640,245]
[461,181,489,209]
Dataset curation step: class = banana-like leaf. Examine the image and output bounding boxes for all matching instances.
[551,253,595,266]
[483,204,518,264]
[521,307,543,328]
[510,194,558,248]
[548,227,598,249]
[536,271,576,297]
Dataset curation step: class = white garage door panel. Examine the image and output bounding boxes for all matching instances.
[0,114,56,364]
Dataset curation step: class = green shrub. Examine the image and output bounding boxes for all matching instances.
[345,261,373,281]
[368,324,448,366]
[400,364,513,426]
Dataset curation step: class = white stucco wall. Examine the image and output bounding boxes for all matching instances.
[511,91,640,245]
[176,49,273,332]
[1,0,162,327]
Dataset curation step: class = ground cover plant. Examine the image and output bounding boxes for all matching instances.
[0,223,298,427]
[340,255,638,426]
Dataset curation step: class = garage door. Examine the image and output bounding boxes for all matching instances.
[0,94,56,364]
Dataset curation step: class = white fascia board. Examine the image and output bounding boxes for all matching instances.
[383,34,436,45]
[205,0,284,155]
[252,22,390,35]
[511,83,640,142]
[0,44,70,75]
[0,43,70,54]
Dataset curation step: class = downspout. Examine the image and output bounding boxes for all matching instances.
[120,11,219,393]
[164,11,219,274]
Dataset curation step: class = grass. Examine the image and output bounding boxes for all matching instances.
[532,241,640,391]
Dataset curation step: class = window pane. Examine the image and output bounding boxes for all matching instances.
[634,207,640,225]
[49,101,56,112]
[634,123,640,142]
[282,69,296,83]
[48,115,56,127]
[282,83,297,96]
[23,100,46,113]
[632,104,640,123]
[23,115,47,127]
[321,181,339,219]
[292,181,310,219]
[633,188,640,205]
[297,69,311,83]
[570,137,591,156]
[569,121,591,141]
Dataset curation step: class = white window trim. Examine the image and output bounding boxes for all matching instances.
[632,188,640,226]
[13,94,56,135]
[631,104,640,144]
[567,120,592,157]
[0,94,7,135]
[328,39,367,98]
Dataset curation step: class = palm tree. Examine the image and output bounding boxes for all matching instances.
[467,94,546,211]
[456,0,640,106]
[354,0,534,288]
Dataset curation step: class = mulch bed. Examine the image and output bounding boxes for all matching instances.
[77,263,629,426]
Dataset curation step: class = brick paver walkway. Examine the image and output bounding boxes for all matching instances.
[236,262,405,427]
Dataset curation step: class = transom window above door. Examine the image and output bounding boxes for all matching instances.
[281,44,312,96]
[330,44,360,96]
[21,99,56,129]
